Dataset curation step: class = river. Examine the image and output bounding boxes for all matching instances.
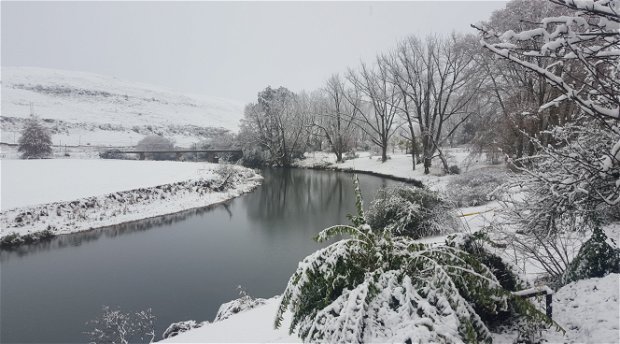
[1,168,406,343]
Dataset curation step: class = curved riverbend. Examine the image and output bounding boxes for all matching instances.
[1,168,412,343]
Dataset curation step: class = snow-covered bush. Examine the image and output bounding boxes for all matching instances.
[18,116,52,159]
[85,306,155,344]
[275,177,556,343]
[562,226,620,285]
[162,320,205,339]
[448,164,461,175]
[446,232,532,328]
[447,232,527,293]
[444,168,507,207]
[135,135,176,160]
[0,230,54,248]
[366,185,456,239]
[214,286,266,322]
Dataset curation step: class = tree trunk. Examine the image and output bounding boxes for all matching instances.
[381,148,388,163]
[424,157,432,174]
[335,150,343,163]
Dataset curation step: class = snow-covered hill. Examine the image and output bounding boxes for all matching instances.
[1,67,244,147]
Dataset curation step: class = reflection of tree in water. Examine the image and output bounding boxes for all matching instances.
[0,203,231,262]
[244,168,398,225]
[1,170,404,262]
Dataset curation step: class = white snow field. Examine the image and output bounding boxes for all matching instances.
[1,67,244,146]
[0,159,262,238]
[2,159,220,210]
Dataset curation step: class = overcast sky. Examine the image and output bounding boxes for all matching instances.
[2,1,506,104]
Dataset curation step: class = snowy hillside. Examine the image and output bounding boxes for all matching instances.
[1,67,244,147]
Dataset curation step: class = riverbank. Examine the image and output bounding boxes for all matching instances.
[294,149,485,192]
[0,159,262,246]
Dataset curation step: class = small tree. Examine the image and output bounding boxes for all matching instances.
[18,117,52,159]
[135,135,175,160]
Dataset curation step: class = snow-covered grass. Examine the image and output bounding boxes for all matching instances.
[0,159,261,240]
[295,148,494,192]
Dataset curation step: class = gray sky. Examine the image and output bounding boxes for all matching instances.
[2,1,506,103]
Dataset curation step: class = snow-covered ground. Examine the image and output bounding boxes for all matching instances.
[157,150,619,343]
[160,273,619,344]
[1,67,244,146]
[296,148,487,191]
[0,159,261,239]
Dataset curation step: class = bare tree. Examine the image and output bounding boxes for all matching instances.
[346,58,402,162]
[312,74,359,162]
[85,306,156,344]
[389,34,483,174]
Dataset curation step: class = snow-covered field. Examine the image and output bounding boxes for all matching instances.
[0,159,261,239]
[2,159,220,210]
[1,67,244,146]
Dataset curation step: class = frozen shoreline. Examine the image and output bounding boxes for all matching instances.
[0,160,262,245]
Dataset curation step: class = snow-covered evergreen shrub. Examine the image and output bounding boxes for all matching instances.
[448,165,461,175]
[18,116,52,159]
[562,227,620,285]
[366,185,456,239]
[444,168,507,207]
[446,232,527,292]
[276,177,556,343]
[162,320,205,339]
[446,232,532,327]
[214,287,266,322]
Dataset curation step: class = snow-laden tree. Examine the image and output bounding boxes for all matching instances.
[18,116,52,159]
[275,177,557,343]
[474,0,620,280]
[469,0,577,162]
[239,86,310,166]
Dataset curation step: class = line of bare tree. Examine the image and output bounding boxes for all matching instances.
[237,0,611,176]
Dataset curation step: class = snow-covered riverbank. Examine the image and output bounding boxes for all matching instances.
[0,159,262,244]
[294,149,484,191]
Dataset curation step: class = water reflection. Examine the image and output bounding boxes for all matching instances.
[1,168,409,344]
[0,202,231,262]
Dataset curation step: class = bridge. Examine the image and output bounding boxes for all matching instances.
[115,149,243,162]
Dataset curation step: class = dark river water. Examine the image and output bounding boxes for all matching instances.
[1,168,404,343]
